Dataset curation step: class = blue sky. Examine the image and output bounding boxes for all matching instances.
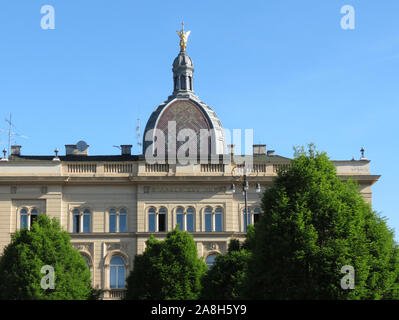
[0,1,398,238]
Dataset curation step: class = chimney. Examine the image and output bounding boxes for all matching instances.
[267,150,275,156]
[253,144,266,155]
[227,144,235,156]
[120,145,132,156]
[11,145,22,156]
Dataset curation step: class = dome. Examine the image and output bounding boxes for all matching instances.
[173,51,194,70]
[142,25,225,157]
[143,97,225,156]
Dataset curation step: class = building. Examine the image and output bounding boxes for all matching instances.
[0,25,380,299]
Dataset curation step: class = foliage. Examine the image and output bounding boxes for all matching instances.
[125,227,207,300]
[243,144,399,300]
[200,239,250,300]
[0,214,94,300]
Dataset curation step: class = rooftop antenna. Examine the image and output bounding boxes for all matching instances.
[0,113,29,156]
[136,118,142,154]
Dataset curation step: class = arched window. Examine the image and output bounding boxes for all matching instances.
[204,207,213,232]
[214,207,223,232]
[20,208,28,229]
[148,207,156,232]
[20,207,42,230]
[180,75,186,90]
[243,207,261,231]
[83,209,91,233]
[110,256,125,289]
[188,76,192,90]
[73,209,80,233]
[186,207,194,232]
[119,208,127,233]
[175,207,195,232]
[72,208,91,233]
[204,207,223,232]
[30,208,39,227]
[176,207,185,231]
[148,207,167,232]
[158,207,167,232]
[206,254,218,269]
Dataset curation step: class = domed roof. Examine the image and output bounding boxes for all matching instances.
[143,97,225,156]
[173,51,193,70]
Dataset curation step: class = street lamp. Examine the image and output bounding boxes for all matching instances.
[231,165,261,232]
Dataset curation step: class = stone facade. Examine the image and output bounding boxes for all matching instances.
[0,157,380,298]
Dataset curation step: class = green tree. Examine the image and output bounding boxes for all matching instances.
[125,227,207,300]
[0,214,95,300]
[243,144,399,300]
[200,239,250,300]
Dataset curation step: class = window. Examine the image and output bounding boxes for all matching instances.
[148,207,156,232]
[73,209,80,233]
[186,207,194,232]
[206,254,218,269]
[176,207,184,231]
[110,256,125,289]
[72,208,91,233]
[83,209,91,233]
[148,207,167,232]
[175,207,195,232]
[180,75,186,90]
[204,207,212,232]
[20,207,42,230]
[109,209,117,233]
[119,208,127,233]
[20,208,28,229]
[158,207,167,232]
[204,206,223,232]
[215,207,223,232]
[30,208,39,226]
[174,76,178,90]
[109,208,127,233]
[188,76,192,90]
[243,207,261,231]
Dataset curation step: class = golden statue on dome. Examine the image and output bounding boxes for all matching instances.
[176,22,191,52]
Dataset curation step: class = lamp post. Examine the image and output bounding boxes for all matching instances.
[231,164,261,232]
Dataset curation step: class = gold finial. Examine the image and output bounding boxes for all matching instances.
[176,22,191,52]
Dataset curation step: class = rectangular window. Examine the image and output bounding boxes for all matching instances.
[158,214,166,232]
[215,213,222,232]
[109,215,116,233]
[119,215,127,233]
[176,214,184,231]
[186,214,194,232]
[205,214,212,232]
[83,215,91,233]
[148,214,156,232]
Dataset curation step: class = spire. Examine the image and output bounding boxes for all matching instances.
[172,23,194,96]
